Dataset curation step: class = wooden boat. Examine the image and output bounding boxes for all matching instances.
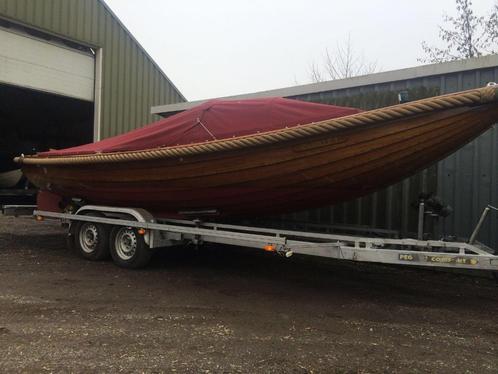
[16,85,498,218]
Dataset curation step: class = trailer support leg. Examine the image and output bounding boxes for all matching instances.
[469,207,490,244]
[417,202,425,240]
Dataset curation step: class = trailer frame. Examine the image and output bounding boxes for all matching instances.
[31,204,498,273]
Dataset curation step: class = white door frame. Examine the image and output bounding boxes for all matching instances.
[93,48,103,141]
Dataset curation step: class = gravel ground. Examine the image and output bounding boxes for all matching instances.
[0,215,497,373]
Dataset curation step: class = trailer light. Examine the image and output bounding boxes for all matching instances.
[35,215,44,222]
[263,244,276,252]
[137,228,146,235]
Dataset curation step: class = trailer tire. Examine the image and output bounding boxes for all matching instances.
[109,226,152,269]
[74,214,111,261]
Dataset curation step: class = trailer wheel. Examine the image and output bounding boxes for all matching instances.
[109,226,152,269]
[74,219,111,261]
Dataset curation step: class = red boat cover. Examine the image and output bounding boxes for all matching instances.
[41,97,362,157]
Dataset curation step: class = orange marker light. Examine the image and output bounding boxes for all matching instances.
[35,215,44,222]
[263,244,276,252]
[137,228,146,235]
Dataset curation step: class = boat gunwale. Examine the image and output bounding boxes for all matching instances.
[15,85,498,166]
[31,106,481,186]
[33,106,491,195]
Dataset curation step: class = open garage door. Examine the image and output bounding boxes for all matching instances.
[0,25,96,201]
[0,27,95,101]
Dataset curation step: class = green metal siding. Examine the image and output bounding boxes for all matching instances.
[0,0,185,138]
[437,68,498,250]
[286,71,497,248]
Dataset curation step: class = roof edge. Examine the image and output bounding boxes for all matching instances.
[152,54,498,116]
[99,0,187,102]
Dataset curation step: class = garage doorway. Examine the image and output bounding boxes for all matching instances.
[0,21,99,200]
[0,82,94,176]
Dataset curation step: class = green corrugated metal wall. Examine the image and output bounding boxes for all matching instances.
[0,0,185,138]
[285,70,497,248]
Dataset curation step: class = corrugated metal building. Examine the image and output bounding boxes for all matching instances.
[153,56,498,248]
[0,0,185,141]
[1,0,494,248]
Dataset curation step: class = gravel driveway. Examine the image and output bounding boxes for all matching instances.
[0,215,497,373]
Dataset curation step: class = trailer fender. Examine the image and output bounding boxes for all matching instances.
[74,205,155,246]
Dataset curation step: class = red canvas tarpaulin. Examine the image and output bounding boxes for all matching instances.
[41,97,362,157]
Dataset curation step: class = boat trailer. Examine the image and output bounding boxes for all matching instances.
[23,203,498,276]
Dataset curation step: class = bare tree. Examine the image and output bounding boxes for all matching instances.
[419,0,498,63]
[309,35,378,83]
[309,62,325,83]
[487,3,498,44]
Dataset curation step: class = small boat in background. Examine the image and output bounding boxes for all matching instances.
[0,169,22,188]
[0,139,36,188]
[16,85,498,218]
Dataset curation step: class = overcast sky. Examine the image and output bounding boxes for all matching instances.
[103,0,496,101]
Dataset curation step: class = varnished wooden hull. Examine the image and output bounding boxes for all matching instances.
[22,104,498,218]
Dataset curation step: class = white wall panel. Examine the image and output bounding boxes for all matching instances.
[0,28,94,101]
